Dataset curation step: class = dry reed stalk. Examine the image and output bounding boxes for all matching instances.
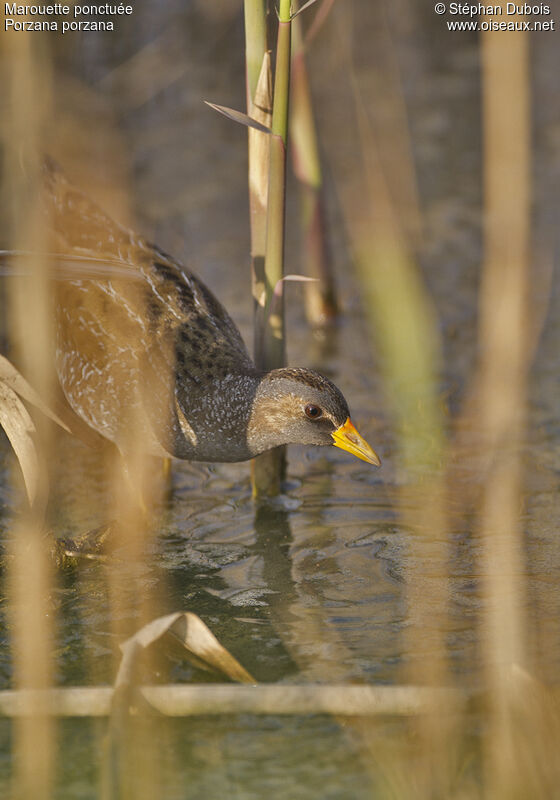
[1,26,55,800]
[245,50,272,370]
[350,113,453,800]
[244,0,272,496]
[3,41,170,798]
[0,683,469,717]
[329,12,455,795]
[98,250,168,800]
[478,17,531,797]
[248,0,293,496]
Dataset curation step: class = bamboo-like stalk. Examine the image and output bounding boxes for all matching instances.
[291,8,338,326]
[250,0,293,496]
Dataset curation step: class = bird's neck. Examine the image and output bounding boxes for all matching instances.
[175,371,263,463]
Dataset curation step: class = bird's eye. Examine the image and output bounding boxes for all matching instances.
[305,404,323,420]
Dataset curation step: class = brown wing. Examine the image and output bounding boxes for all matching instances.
[44,159,253,452]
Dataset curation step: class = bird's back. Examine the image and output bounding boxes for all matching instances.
[44,160,254,455]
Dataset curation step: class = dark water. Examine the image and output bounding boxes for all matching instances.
[1,0,560,796]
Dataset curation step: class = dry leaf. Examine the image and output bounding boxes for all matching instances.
[0,355,70,432]
[107,613,253,800]
[0,382,39,504]
[116,612,255,687]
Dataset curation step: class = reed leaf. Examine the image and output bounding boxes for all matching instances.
[204,101,273,134]
[290,0,320,19]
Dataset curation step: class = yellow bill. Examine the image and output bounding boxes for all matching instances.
[331,417,381,466]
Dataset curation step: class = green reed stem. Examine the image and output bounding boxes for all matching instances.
[291,9,338,325]
[244,0,267,105]
[261,0,291,369]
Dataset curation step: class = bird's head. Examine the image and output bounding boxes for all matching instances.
[247,368,381,465]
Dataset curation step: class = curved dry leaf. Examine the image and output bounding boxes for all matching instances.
[170,613,255,684]
[0,355,70,432]
[116,612,254,687]
[0,382,39,504]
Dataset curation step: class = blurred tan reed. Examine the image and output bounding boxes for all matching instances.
[0,683,469,717]
[312,2,551,796]
[0,23,169,800]
[2,25,56,800]
[477,16,531,798]
[290,2,338,326]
